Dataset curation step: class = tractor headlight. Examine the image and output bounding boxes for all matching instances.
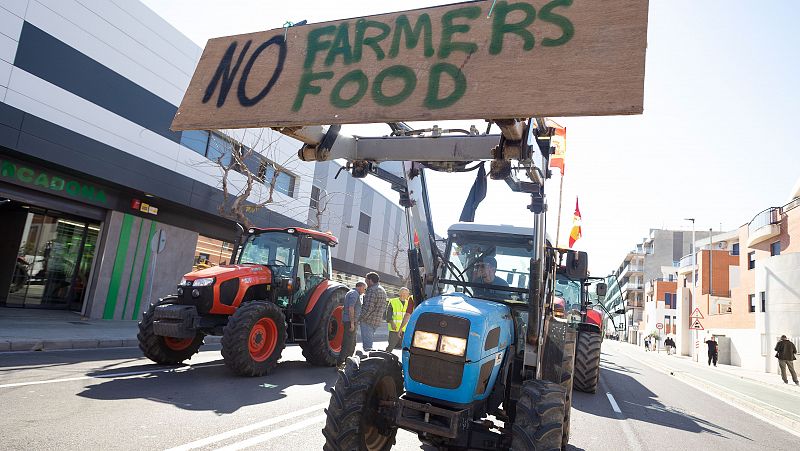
[192,277,215,287]
[439,335,468,356]
[412,331,439,351]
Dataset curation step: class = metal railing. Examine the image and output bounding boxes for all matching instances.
[679,254,695,269]
[748,207,780,235]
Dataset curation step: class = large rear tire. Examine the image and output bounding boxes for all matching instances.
[301,289,345,367]
[221,301,287,376]
[511,380,566,451]
[138,301,204,364]
[573,330,602,394]
[322,351,402,451]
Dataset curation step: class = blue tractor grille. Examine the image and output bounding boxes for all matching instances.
[408,313,470,389]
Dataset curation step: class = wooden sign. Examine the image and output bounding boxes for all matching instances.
[172,0,649,131]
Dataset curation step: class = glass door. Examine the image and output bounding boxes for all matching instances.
[6,209,100,311]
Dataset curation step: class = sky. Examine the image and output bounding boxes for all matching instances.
[140,0,800,275]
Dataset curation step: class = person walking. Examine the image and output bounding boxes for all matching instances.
[644,338,650,352]
[774,335,798,385]
[337,281,366,369]
[705,336,718,366]
[385,287,414,352]
[358,272,387,351]
[665,337,675,355]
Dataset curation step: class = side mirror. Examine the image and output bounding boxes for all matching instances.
[595,282,608,298]
[565,250,588,280]
[299,235,313,258]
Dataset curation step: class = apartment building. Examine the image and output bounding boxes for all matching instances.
[675,189,800,372]
[643,270,678,350]
[609,229,711,346]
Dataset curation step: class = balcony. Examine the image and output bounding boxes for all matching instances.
[747,207,781,247]
[626,299,644,309]
[678,254,696,274]
[620,264,644,276]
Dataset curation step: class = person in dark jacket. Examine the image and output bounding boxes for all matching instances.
[705,336,718,366]
[775,335,798,385]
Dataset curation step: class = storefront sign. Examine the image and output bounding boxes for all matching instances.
[0,157,110,206]
[172,0,649,130]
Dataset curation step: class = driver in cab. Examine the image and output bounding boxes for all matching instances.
[471,256,509,299]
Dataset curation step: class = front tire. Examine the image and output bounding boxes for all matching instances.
[511,380,567,451]
[221,301,287,376]
[573,331,602,393]
[323,351,402,451]
[301,289,346,367]
[138,301,204,364]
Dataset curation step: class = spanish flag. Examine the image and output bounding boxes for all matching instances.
[568,198,582,248]
[549,124,566,175]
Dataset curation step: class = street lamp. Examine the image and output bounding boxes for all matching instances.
[684,218,698,362]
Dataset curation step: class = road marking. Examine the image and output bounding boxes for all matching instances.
[0,363,224,389]
[606,392,622,413]
[166,403,327,451]
[213,414,327,451]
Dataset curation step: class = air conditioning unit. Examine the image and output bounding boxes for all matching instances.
[717,241,727,249]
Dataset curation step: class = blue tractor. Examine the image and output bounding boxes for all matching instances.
[322,223,589,450]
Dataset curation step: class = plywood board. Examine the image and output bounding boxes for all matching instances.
[172,0,649,131]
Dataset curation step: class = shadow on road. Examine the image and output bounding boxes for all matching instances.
[572,365,752,442]
[77,357,340,414]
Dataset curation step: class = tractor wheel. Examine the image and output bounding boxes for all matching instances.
[560,331,576,450]
[221,301,287,376]
[322,351,402,451]
[573,331,602,394]
[511,380,566,451]
[301,289,345,367]
[138,301,204,364]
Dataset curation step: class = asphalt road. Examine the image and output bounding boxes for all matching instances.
[1,341,798,450]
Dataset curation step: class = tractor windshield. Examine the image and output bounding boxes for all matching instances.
[238,231,297,278]
[555,273,583,314]
[441,233,533,304]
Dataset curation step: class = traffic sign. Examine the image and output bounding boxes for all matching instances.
[689,318,704,330]
[690,308,704,319]
[656,323,663,330]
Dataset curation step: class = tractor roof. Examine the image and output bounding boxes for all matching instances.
[448,222,535,238]
[251,227,338,246]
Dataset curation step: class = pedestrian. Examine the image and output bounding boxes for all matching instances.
[358,272,387,351]
[644,338,650,351]
[337,281,366,369]
[705,336,718,366]
[385,287,414,352]
[665,337,675,355]
[774,335,799,385]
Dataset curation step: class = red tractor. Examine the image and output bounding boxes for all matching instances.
[137,227,348,376]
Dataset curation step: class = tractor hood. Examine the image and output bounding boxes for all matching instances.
[183,264,271,281]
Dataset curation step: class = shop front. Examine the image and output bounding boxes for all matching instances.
[0,153,118,314]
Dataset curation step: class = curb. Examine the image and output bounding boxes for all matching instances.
[0,331,388,353]
[618,346,800,437]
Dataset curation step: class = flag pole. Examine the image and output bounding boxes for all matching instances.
[555,173,565,247]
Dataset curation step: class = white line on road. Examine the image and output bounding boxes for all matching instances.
[0,363,224,389]
[606,392,622,413]
[165,403,328,451]
[213,414,327,451]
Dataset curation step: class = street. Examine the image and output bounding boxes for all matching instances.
[1,341,798,450]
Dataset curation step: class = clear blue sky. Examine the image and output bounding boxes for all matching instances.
[141,0,800,275]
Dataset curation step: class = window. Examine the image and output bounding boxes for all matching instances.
[770,241,781,256]
[664,293,672,309]
[258,161,296,197]
[358,212,371,234]
[748,294,755,313]
[310,186,320,209]
[731,243,739,256]
[672,316,677,334]
[180,130,210,156]
[665,315,671,334]
[207,133,233,166]
[748,252,755,270]
[760,292,766,312]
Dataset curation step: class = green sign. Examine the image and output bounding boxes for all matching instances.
[0,158,108,205]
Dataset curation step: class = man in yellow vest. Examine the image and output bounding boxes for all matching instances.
[385,287,414,352]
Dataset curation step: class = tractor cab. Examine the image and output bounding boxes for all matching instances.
[236,227,336,309]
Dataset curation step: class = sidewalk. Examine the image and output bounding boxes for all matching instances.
[0,307,387,352]
[609,340,800,434]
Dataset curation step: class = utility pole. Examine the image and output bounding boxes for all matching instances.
[685,218,698,361]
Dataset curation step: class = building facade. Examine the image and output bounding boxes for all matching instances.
[675,191,800,372]
[0,0,407,318]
